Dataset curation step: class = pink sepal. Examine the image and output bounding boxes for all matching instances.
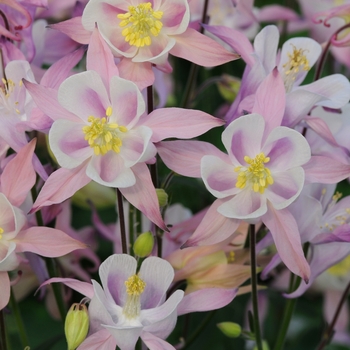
[142,108,224,143]
[157,140,227,178]
[119,163,167,231]
[262,203,310,282]
[1,139,36,207]
[87,27,119,91]
[141,332,175,350]
[32,161,91,211]
[304,156,350,184]
[15,227,86,256]
[177,288,237,315]
[0,272,10,310]
[50,17,91,44]
[170,28,239,67]
[184,199,240,246]
[24,80,80,122]
[39,277,94,299]
[252,68,285,135]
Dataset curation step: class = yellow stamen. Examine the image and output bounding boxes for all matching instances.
[0,227,3,240]
[282,44,310,92]
[328,255,350,276]
[234,152,274,194]
[117,2,163,47]
[82,107,127,156]
[123,274,146,319]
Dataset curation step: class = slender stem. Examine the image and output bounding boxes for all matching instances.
[0,309,7,350]
[156,228,162,258]
[316,279,350,350]
[249,224,263,350]
[180,0,210,109]
[46,258,67,320]
[31,179,67,320]
[116,189,128,254]
[182,311,216,350]
[273,243,309,350]
[9,290,29,348]
[314,22,350,81]
[128,205,135,256]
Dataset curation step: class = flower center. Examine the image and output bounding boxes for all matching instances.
[82,107,127,156]
[0,78,22,115]
[117,2,163,47]
[327,255,350,277]
[123,274,146,319]
[234,152,274,194]
[282,44,310,93]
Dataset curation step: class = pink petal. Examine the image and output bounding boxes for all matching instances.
[32,162,91,211]
[201,155,238,199]
[222,113,264,165]
[262,204,310,281]
[119,163,166,231]
[177,288,237,315]
[50,120,92,169]
[1,139,36,207]
[142,108,224,143]
[305,117,340,148]
[39,277,94,299]
[160,0,189,34]
[15,227,86,256]
[87,153,136,188]
[58,71,110,122]
[304,156,350,184]
[171,28,239,67]
[185,199,240,246]
[110,76,145,128]
[157,140,227,178]
[218,189,267,219]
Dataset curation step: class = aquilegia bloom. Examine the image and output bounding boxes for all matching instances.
[191,113,312,280]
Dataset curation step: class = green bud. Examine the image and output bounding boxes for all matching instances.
[217,75,241,103]
[253,340,270,350]
[217,322,242,338]
[156,188,168,207]
[133,231,154,258]
[65,303,89,350]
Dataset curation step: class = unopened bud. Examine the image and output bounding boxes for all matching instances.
[217,75,241,103]
[133,231,155,257]
[65,303,89,350]
[156,188,168,207]
[217,322,241,338]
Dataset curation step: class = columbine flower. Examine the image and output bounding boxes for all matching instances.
[77,254,184,349]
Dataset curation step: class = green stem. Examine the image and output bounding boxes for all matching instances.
[182,311,216,350]
[31,179,66,321]
[249,224,263,350]
[9,290,29,348]
[116,189,128,254]
[45,258,67,320]
[273,243,309,350]
[0,309,7,350]
[316,279,350,350]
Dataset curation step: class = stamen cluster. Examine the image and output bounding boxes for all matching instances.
[235,152,274,194]
[117,2,163,47]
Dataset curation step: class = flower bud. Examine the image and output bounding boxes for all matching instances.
[217,75,241,103]
[156,188,168,207]
[217,322,241,338]
[65,303,89,350]
[133,231,155,258]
